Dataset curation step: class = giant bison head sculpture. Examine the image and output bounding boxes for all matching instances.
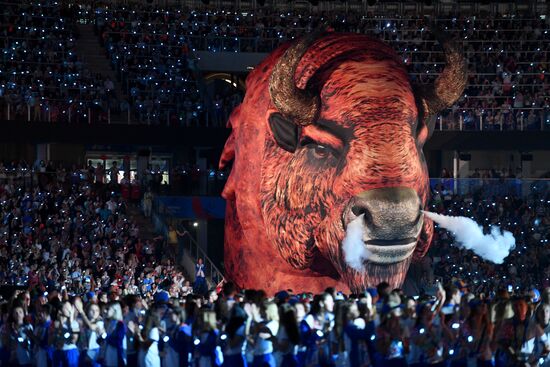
[219,31,466,294]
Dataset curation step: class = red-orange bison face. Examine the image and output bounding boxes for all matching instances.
[221,32,466,293]
[261,47,431,291]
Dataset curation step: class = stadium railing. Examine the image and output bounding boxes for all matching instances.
[2,100,547,130]
[152,198,225,288]
[0,99,211,126]
[429,178,550,197]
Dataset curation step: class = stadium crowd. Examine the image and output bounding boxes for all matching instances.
[0,159,545,366]
[423,180,550,293]
[0,1,116,123]
[96,8,206,126]
[0,273,549,367]
[2,0,550,128]
[2,0,550,363]
[92,5,550,130]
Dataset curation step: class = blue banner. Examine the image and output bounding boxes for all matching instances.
[156,196,226,219]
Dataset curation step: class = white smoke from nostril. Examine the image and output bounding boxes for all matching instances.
[423,211,515,264]
[343,214,371,271]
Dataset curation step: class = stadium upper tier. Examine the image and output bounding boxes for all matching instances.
[1,1,549,130]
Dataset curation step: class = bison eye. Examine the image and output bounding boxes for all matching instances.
[302,141,337,160]
[300,137,341,163]
[311,144,331,159]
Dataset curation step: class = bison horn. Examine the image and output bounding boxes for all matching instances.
[269,30,324,126]
[417,29,468,126]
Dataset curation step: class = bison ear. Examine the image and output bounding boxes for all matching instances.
[414,114,434,148]
[268,113,300,153]
[418,114,437,142]
[414,88,436,147]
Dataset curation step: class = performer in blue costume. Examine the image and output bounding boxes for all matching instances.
[222,306,248,367]
[102,303,127,367]
[343,303,375,367]
[276,304,300,367]
[34,304,54,367]
[196,310,223,367]
[252,302,279,367]
[162,307,193,367]
[194,259,207,296]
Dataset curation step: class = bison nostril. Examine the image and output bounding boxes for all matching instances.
[351,205,365,217]
[350,205,373,226]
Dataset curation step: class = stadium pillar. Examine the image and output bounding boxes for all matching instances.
[520,114,524,131]
[197,220,208,256]
[137,149,150,188]
[520,154,532,180]
[36,144,50,163]
[453,151,459,194]
[458,155,470,179]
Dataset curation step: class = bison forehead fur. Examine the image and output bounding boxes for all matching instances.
[220,33,435,294]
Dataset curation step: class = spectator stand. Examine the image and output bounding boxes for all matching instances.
[95,5,216,126]
[92,5,550,130]
[4,2,549,128]
[0,1,119,124]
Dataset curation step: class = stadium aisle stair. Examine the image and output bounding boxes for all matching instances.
[126,203,192,281]
[75,24,127,123]
[126,203,156,241]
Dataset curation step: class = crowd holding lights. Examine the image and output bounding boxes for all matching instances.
[1,1,549,127]
[428,180,550,292]
[96,6,236,126]
[93,4,550,129]
[0,1,118,124]
[0,159,545,366]
[0,1,550,365]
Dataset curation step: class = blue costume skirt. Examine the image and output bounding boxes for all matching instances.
[296,351,307,367]
[281,353,299,367]
[252,353,276,367]
[223,353,247,367]
[380,357,408,367]
[82,348,101,367]
[53,348,80,367]
[0,346,9,367]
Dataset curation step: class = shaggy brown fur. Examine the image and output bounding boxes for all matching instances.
[220,33,442,294]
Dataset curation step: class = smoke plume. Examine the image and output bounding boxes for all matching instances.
[343,215,371,271]
[423,211,515,264]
